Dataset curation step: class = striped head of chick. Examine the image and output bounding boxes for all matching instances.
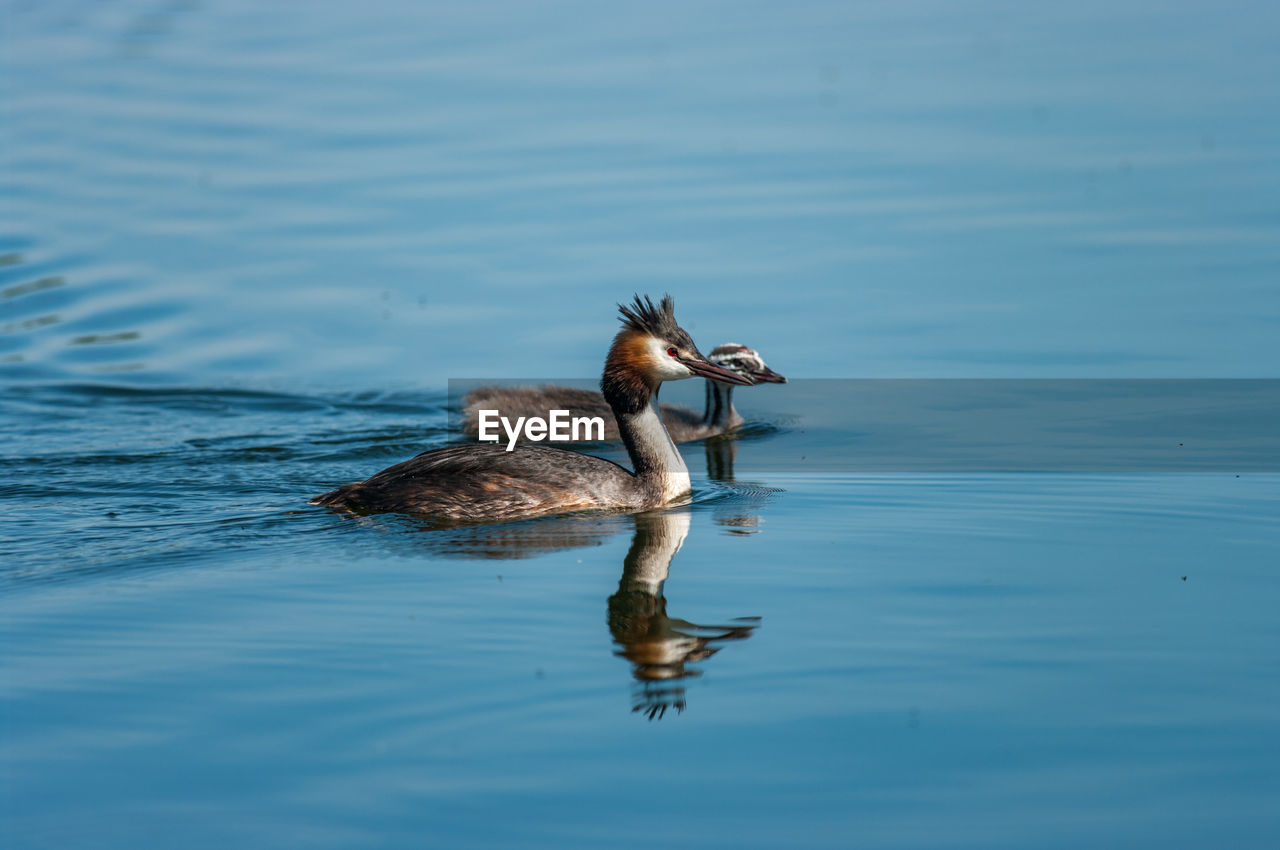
[709,343,787,385]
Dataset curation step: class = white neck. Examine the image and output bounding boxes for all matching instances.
[617,395,691,501]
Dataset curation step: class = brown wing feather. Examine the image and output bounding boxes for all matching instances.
[311,443,645,520]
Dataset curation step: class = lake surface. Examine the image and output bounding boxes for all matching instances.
[3,2,1279,848]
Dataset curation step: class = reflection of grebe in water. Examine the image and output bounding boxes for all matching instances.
[608,510,760,720]
[311,295,749,521]
[462,344,785,444]
[358,508,762,718]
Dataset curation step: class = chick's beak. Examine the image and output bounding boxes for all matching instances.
[750,365,787,384]
[680,355,753,386]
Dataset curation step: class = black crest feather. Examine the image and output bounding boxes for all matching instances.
[603,293,702,415]
[618,294,681,340]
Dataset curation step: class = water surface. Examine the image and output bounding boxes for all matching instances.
[3,2,1280,848]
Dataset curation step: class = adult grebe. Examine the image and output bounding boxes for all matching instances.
[311,295,750,521]
[461,343,785,443]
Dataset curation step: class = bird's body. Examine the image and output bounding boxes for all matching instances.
[311,295,751,521]
[312,413,686,521]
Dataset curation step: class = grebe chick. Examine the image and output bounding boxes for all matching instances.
[661,343,785,441]
[311,295,750,522]
[462,343,785,444]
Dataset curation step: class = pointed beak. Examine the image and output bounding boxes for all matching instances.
[680,356,753,386]
[749,365,787,384]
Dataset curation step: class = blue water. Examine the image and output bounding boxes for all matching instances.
[3,1,1280,847]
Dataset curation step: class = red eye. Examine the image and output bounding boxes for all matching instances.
[666,347,678,357]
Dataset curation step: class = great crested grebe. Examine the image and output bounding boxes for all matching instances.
[311,295,751,521]
[462,343,785,443]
